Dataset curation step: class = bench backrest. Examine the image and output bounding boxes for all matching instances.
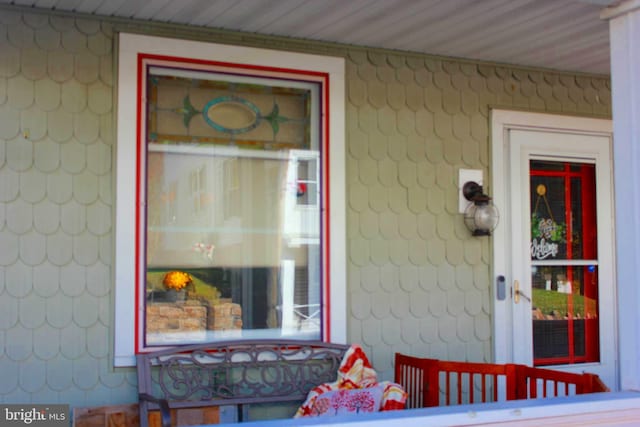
[137,340,350,425]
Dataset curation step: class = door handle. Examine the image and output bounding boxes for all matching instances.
[514,280,531,304]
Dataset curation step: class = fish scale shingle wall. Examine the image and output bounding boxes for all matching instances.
[345,52,610,379]
[0,7,611,409]
[0,11,136,406]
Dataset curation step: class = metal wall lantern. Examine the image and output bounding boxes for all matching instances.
[462,181,499,236]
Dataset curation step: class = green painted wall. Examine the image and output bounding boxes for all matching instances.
[0,6,611,412]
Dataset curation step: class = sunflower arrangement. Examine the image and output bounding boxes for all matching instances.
[163,270,193,291]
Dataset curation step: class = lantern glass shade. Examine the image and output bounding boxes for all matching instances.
[464,201,499,236]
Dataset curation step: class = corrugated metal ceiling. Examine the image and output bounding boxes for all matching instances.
[0,0,620,75]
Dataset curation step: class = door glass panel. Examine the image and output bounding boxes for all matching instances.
[530,160,599,365]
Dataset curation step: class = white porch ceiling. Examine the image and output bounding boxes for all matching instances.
[0,0,621,75]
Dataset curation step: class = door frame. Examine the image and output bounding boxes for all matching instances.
[490,109,617,388]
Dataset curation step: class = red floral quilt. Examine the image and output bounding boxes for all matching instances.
[294,344,407,417]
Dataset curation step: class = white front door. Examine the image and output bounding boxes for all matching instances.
[491,110,617,390]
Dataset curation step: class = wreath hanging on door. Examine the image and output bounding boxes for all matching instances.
[531,184,566,260]
[531,184,566,243]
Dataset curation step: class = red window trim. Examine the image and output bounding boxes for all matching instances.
[133,53,332,353]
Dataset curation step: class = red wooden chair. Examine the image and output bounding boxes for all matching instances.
[394,353,609,409]
[394,353,516,408]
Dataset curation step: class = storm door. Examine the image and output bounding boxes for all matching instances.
[491,111,616,390]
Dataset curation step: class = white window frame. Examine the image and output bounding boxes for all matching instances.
[113,33,346,366]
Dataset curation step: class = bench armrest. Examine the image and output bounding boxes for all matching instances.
[139,393,171,427]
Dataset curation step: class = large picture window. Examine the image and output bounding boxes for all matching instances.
[115,34,345,364]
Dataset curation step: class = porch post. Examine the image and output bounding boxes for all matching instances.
[602,0,640,391]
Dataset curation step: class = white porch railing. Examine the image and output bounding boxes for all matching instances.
[214,391,640,427]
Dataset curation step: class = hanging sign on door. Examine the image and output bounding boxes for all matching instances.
[530,184,566,260]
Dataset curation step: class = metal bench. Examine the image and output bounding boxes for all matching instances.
[137,340,350,426]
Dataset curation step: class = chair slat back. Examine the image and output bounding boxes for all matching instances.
[394,353,609,409]
[435,360,512,406]
[514,365,609,399]
[394,353,439,408]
